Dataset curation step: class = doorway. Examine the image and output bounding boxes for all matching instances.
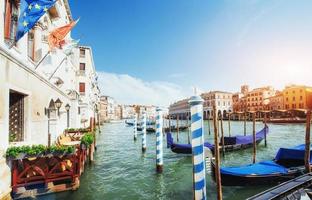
[9,90,26,142]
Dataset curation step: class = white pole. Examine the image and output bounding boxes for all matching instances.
[189,95,206,200]
[142,112,147,152]
[156,108,163,172]
[134,114,138,141]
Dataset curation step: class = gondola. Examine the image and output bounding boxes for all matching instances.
[166,125,268,154]
[211,144,312,186]
[247,173,312,200]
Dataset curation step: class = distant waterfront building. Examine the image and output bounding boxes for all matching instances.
[201,91,233,118]
[282,85,312,110]
[232,92,245,112]
[266,91,284,111]
[122,105,136,119]
[244,86,276,112]
[99,96,118,122]
[168,98,190,119]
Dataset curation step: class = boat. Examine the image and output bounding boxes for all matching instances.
[267,117,306,124]
[164,126,188,132]
[166,125,268,154]
[211,144,312,186]
[247,173,312,200]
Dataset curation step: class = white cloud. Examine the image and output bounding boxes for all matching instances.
[97,71,191,107]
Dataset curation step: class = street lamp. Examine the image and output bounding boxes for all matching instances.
[55,98,63,116]
[65,104,71,128]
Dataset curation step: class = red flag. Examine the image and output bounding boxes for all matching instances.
[48,19,78,50]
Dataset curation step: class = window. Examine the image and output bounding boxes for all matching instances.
[300,96,303,101]
[4,0,20,44]
[286,97,288,102]
[79,82,85,93]
[292,104,296,109]
[80,49,86,57]
[27,30,34,60]
[293,97,295,101]
[80,63,86,71]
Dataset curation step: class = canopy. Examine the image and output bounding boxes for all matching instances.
[275,144,312,162]
[220,161,288,176]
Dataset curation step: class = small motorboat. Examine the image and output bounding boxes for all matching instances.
[166,125,268,154]
[211,144,312,186]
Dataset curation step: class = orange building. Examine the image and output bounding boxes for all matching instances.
[283,85,312,110]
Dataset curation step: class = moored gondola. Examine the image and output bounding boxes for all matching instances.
[247,173,312,200]
[211,144,312,186]
[166,125,268,154]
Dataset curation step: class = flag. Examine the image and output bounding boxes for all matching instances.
[16,0,56,42]
[63,39,80,56]
[48,19,79,50]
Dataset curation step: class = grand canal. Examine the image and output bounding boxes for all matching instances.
[42,121,306,200]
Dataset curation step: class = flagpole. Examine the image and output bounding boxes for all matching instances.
[48,57,67,80]
[34,51,50,70]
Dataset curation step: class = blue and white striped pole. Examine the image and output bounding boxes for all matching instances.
[134,114,138,141]
[142,112,147,152]
[189,95,206,200]
[156,108,163,173]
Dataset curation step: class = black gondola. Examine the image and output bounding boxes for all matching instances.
[211,144,312,186]
[247,173,312,200]
[166,125,268,154]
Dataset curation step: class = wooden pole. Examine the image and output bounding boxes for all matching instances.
[169,115,171,133]
[264,112,267,147]
[305,110,311,173]
[213,106,222,200]
[187,112,191,144]
[208,112,211,135]
[177,115,179,142]
[220,114,225,157]
[252,113,256,164]
[244,112,247,136]
[228,113,231,137]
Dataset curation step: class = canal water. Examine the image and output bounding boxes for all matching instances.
[42,121,306,200]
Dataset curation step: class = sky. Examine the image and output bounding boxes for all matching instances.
[70,0,312,106]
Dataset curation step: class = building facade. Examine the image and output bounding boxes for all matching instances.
[245,86,276,112]
[266,91,284,111]
[283,85,312,110]
[0,1,100,198]
[201,91,233,118]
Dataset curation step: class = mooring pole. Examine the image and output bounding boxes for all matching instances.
[169,115,171,133]
[228,112,231,137]
[208,112,211,135]
[142,112,147,152]
[213,106,222,200]
[244,112,247,136]
[177,115,179,142]
[156,108,163,173]
[220,114,225,157]
[264,112,267,147]
[189,95,206,200]
[187,112,191,144]
[305,110,311,173]
[134,114,138,141]
[252,112,256,164]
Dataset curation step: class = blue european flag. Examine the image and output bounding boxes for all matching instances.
[16,0,56,42]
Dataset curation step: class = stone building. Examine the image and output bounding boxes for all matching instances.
[244,86,276,112]
[0,1,100,198]
[201,91,233,118]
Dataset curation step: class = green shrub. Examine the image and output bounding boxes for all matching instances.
[80,133,94,147]
[6,144,75,159]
